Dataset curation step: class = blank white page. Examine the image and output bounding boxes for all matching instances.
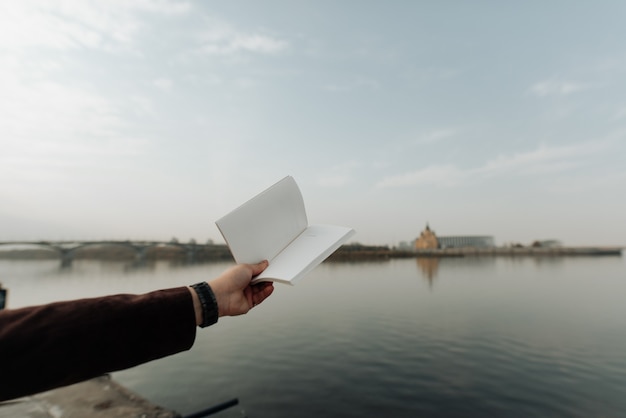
[253,224,356,285]
[216,176,308,264]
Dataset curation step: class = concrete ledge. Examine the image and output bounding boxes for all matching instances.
[0,375,180,418]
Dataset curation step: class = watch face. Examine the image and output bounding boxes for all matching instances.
[192,282,218,327]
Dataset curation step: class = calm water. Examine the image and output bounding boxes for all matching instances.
[2,255,626,417]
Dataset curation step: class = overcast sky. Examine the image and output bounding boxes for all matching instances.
[1,1,625,246]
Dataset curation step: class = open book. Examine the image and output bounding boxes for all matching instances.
[216,176,355,285]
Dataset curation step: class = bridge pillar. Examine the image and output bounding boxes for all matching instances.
[135,246,148,264]
[186,245,197,264]
[59,248,74,268]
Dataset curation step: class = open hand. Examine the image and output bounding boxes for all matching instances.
[208,260,274,317]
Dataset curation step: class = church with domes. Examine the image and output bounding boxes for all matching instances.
[414,224,494,250]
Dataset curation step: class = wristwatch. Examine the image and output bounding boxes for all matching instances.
[190,282,219,327]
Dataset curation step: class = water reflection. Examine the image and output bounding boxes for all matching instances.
[416,257,439,288]
[530,256,566,268]
[415,256,497,289]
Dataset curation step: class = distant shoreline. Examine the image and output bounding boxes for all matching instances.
[0,244,232,262]
[0,243,622,262]
[413,246,624,257]
[328,245,623,261]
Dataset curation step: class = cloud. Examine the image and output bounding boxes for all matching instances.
[324,76,380,92]
[375,140,611,189]
[197,21,288,56]
[414,128,458,144]
[375,165,464,188]
[316,161,361,187]
[614,106,626,120]
[477,141,606,176]
[129,96,155,116]
[317,175,353,188]
[0,72,147,198]
[0,1,190,52]
[529,79,592,97]
[153,78,173,91]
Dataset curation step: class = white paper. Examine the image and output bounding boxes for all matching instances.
[252,224,355,285]
[215,176,355,285]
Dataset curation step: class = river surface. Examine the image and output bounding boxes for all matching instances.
[2,255,626,417]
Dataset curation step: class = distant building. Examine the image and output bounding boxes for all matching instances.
[415,224,439,249]
[531,240,562,248]
[414,224,495,250]
[438,236,495,248]
[397,241,413,250]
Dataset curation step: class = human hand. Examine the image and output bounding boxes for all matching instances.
[207,260,274,317]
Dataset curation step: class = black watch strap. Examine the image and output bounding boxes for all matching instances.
[190,282,219,327]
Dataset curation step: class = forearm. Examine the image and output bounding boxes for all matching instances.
[0,261,273,402]
[0,287,197,401]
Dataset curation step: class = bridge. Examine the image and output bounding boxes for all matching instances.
[0,240,232,268]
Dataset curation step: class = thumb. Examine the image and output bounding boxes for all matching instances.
[249,260,269,276]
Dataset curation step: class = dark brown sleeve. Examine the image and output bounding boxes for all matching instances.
[0,287,197,401]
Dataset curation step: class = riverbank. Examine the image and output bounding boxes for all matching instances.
[412,246,624,257]
[0,375,179,418]
[327,245,623,261]
[0,243,622,263]
[0,244,233,262]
